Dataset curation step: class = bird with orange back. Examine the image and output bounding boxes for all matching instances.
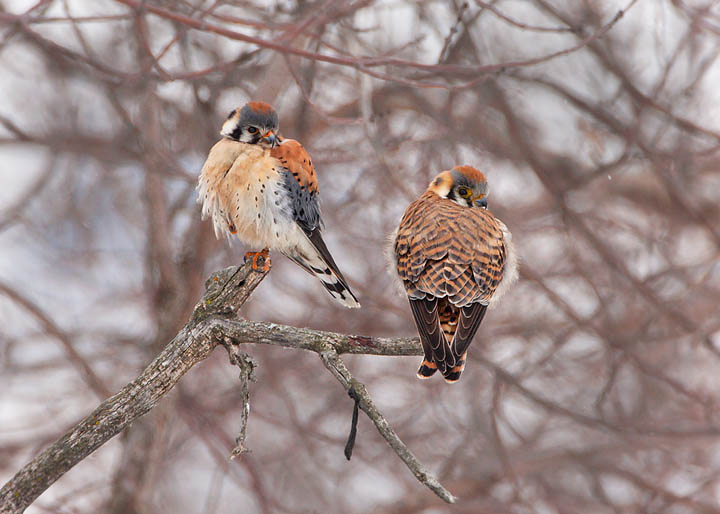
[198,101,360,308]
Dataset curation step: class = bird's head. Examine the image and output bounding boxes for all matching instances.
[428,165,489,208]
[221,101,279,148]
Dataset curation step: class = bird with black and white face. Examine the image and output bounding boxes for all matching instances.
[391,165,518,382]
[221,101,280,148]
[197,101,360,309]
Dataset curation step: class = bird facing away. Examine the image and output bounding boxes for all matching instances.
[391,166,518,382]
[197,101,360,308]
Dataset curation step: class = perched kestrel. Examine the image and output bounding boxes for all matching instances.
[391,166,518,382]
[197,101,360,308]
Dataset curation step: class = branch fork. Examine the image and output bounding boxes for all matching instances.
[0,264,455,513]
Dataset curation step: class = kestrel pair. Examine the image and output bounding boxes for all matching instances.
[198,101,517,382]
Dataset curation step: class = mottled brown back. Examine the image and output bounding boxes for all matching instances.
[395,191,506,307]
[395,191,505,381]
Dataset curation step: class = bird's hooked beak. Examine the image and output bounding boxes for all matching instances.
[473,195,488,208]
[261,130,278,148]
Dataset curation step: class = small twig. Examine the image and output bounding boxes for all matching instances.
[225,346,256,458]
[108,0,634,85]
[475,0,575,33]
[438,2,469,63]
[318,347,457,504]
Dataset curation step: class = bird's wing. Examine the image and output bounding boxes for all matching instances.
[395,192,506,374]
[270,138,321,233]
[271,139,359,308]
[448,303,488,367]
[408,297,446,377]
[394,192,450,301]
[448,205,507,360]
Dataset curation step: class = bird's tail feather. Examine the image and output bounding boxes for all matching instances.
[409,298,444,379]
[411,298,481,383]
[289,228,361,308]
[287,253,360,308]
[416,359,438,379]
[312,265,361,308]
[437,300,461,383]
[440,351,467,383]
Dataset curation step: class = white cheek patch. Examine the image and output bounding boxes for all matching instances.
[429,180,451,198]
[220,118,238,138]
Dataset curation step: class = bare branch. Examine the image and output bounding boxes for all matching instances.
[318,348,457,504]
[0,264,457,512]
[104,0,635,85]
[0,264,269,514]
[224,347,256,458]
[3,1,719,510]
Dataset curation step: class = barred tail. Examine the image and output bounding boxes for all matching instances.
[440,352,467,383]
[410,298,482,383]
[417,358,438,379]
[312,265,361,309]
[409,298,444,380]
[437,300,462,383]
[287,254,360,308]
[438,301,487,383]
[290,228,361,309]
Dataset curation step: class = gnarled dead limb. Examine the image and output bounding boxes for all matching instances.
[0,264,267,514]
[318,347,456,503]
[0,264,455,513]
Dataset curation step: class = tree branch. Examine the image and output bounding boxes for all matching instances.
[225,347,256,458]
[317,348,457,503]
[0,264,268,514]
[0,264,455,512]
[98,0,634,86]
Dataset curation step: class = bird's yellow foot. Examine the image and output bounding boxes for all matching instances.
[244,249,271,272]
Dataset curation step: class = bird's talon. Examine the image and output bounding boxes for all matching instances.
[246,250,271,272]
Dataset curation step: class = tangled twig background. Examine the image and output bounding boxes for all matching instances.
[1,1,720,512]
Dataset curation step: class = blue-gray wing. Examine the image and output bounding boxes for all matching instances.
[271,139,360,308]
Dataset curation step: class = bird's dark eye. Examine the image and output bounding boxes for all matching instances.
[247,127,258,134]
[457,187,471,198]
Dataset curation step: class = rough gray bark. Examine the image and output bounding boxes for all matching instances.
[0,264,454,513]
[0,264,266,514]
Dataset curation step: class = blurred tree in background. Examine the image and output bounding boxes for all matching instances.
[1,0,720,512]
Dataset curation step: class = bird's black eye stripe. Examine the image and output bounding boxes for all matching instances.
[230,125,243,141]
[226,110,236,119]
[247,126,258,134]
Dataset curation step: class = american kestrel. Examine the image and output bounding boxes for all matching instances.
[197,101,360,308]
[391,166,518,382]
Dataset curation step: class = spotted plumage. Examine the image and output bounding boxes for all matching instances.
[198,101,360,308]
[392,166,518,382]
